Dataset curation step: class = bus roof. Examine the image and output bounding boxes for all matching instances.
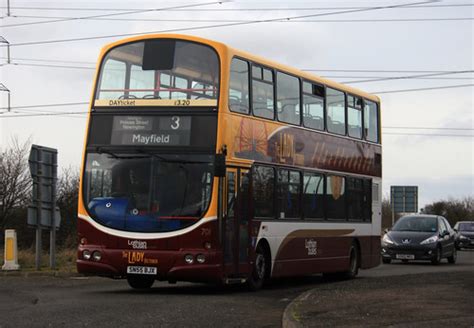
[98,33,380,103]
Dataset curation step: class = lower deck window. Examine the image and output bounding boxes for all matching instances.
[277,169,301,219]
[326,175,346,220]
[253,166,275,217]
[303,173,324,219]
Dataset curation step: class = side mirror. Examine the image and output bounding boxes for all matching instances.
[214,153,226,177]
[383,228,389,234]
[453,228,458,233]
[440,230,449,237]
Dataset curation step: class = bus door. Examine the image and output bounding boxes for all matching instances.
[223,168,251,277]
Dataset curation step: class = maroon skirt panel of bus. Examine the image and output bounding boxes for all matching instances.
[77,218,223,282]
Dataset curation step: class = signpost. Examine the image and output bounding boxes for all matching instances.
[27,145,60,270]
[390,186,418,225]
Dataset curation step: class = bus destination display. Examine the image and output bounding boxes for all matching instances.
[111,116,191,146]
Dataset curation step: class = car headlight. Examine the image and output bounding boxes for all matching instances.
[420,235,439,245]
[459,235,468,240]
[382,234,395,245]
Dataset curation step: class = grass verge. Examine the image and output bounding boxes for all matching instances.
[0,248,77,272]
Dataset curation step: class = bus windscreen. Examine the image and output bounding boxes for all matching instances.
[94,39,219,106]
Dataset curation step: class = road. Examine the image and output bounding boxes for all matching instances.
[0,251,472,328]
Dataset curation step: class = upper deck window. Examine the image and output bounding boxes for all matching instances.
[229,58,250,114]
[276,72,300,125]
[302,82,325,131]
[364,100,379,143]
[252,65,275,119]
[95,39,219,105]
[347,95,363,139]
[326,88,346,135]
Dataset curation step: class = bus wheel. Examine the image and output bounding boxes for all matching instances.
[127,275,155,289]
[247,244,268,291]
[343,242,360,279]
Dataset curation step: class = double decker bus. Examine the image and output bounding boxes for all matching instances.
[77,34,382,289]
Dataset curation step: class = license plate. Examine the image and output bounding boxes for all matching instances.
[396,254,415,260]
[127,266,157,275]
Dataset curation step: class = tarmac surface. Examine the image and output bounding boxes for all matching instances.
[0,251,472,327]
[284,250,474,327]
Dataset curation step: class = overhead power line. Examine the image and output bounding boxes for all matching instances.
[302,69,473,73]
[0,112,472,138]
[0,0,440,48]
[372,84,474,94]
[1,1,226,28]
[5,62,472,82]
[4,16,472,26]
[343,70,474,84]
[2,56,470,76]
[384,126,473,131]
[383,132,473,137]
[1,3,472,12]
[0,102,88,110]
[5,62,96,70]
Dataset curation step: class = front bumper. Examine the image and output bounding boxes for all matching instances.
[381,243,438,261]
[456,238,474,249]
[76,246,222,283]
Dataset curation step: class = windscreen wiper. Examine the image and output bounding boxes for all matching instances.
[135,148,212,164]
[95,147,147,159]
[96,147,119,158]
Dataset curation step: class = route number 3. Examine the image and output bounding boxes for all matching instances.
[171,116,180,130]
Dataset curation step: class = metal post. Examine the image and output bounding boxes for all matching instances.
[35,227,42,270]
[49,152,57,269]
[6,42,10,64]
[35,149,42,270]
[7,0,10,16]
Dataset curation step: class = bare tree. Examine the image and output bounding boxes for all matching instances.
[0,138,31,229]
[56,166,80,248]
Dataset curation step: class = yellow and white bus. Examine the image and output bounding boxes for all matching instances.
[77,34,382,289]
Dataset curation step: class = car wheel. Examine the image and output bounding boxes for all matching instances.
[382,258,391,264]
[431,245,442,265]
[401,259,409,263]
[247,244,268,291]
[127,275,155,289]
[447,248,457,264]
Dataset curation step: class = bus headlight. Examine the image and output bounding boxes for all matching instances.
[196,254,206,264]
[92,251,102,261]
[83,250,91,260]
[184,254,194,264]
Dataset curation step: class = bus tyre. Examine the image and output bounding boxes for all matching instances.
[247,244,268,291]
[342,243,360,279]
[127,275,155,289]
[447,248,457,264]
[431,245,442,265]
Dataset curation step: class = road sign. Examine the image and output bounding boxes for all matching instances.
[28,145,59,270]
[390,186,418,214]
[27,206,61,229]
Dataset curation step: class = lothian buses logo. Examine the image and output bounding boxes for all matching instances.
[128,240,147,250]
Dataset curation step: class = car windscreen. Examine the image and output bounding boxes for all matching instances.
[83,152,214,233]
[392,216,438,233]
[458,222,474,232]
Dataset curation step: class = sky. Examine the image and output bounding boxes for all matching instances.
[0,0,473,208]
